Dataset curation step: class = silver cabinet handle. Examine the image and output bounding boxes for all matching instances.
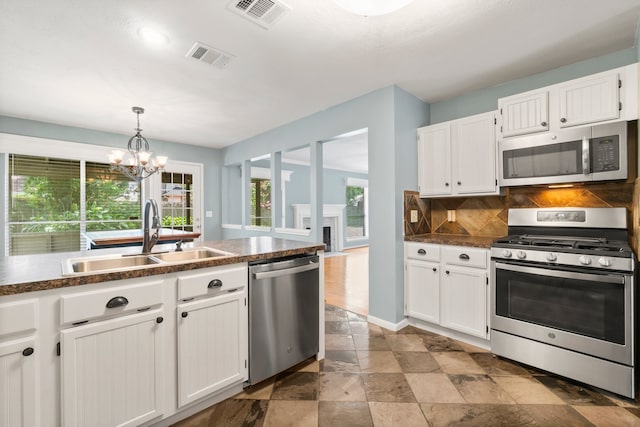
[417,249,426,255]
[459,253,470,260]
[106,296,128,309]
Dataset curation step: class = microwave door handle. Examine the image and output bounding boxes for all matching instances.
[582,136,591,174]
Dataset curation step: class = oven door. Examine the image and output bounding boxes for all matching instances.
[491,261,633,365]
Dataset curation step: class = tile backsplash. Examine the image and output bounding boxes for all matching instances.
[405,180,636,240]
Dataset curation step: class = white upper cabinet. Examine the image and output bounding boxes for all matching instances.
[499,90,549,137]
[558,72,619,128]
[418,123,451,196]
[498,63,637,138]
[418,111,499,198]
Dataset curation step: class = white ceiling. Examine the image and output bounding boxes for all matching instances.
[1,0,639,152]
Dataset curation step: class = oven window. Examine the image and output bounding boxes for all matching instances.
[495,268,625,344]
[502,140,583,179]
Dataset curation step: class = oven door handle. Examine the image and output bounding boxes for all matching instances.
[495,262,626,284]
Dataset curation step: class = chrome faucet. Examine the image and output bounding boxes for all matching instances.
[142,198,161,254]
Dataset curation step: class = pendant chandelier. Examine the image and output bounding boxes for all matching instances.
[109,106,168,183]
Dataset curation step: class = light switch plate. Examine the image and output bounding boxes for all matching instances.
[205,210,213,218]
[410,210,418,223]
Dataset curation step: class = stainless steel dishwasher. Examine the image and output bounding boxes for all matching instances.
[247,254,319,385]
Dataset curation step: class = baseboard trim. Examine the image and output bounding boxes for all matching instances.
[367,315,409,332]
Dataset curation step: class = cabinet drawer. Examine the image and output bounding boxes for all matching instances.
[178,263,247,300]
[442,246,487,269]
[405,242,440,262]
[60,280,164,325]
[0,299,37,338]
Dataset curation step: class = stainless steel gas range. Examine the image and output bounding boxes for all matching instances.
[490,207,636,398]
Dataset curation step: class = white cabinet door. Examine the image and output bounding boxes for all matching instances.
[440,266,487,338]
[453,112,497,195]
[418,124,452,197]
[61,310,164,427]
[0,338,37,427]
[499,90,549,137]
[177,290,247,408]
[405,259,440,324]
[558,72,620,128]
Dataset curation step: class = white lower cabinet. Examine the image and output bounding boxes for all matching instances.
[0,337,37,427]
[60,310,164,427]
[177,290,247,407]
[405,242,488,340]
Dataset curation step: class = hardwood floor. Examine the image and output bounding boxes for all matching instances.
[324,246,369,315]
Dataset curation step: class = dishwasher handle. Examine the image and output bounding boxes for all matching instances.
[252,261,319,280]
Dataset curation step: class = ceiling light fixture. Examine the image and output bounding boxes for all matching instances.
[333,0,414,16]
[109,107,168,183]
[138,27,170,45]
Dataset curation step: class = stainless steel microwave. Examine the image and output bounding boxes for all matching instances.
[498,121,630,187]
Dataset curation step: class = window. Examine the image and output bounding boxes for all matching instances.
[7,154,141,255]
[345,178,368,240]
[251,178,272,227]
[161,172,194,232]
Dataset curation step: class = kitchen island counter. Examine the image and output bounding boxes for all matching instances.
[0,236,325,296]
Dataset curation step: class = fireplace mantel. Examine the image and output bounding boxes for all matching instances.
[292,204,345,252]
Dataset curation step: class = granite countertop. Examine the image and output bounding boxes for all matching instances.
[0,237,325,296]
[405,233,500,249]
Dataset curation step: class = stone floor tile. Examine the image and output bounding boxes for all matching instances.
[449,374,516,404]
[456,341,491,353]
[536,375,617,406]
[347,311,368,322]
[385,334,428,352]
[419,403,536,427]
[431,351,485,375]
[207,399,268,426]
[319,372,367,402]
[368,402,428,426]
[353,334,391,351]
[235,378,275,400]
[404,373,465,403]
[381,326,415,335]
[519,404,596,426]
[172,406,215,427]
[350,321,383,335]
[469,352,530,376]
[289,358,320,373]
[325,334,355,351]
[357,351,403,373]
[420,334,464,352]
[573,405,640,426]
[325,312,348,322]
[325,320,352,334]
[321,350,361,373]
[318,401,373,427]
[263,400,318,427]
[492,375,566,404]
[271,372,318,400]
[394,351,441,374]
[361,373,416,403]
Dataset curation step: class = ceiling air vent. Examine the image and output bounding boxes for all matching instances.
[186,42,235,69]
[227,0,290,29]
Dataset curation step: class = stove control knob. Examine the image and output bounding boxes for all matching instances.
[598,257,612,267]
[501,249,512,258]
[516,250,526,260]
[546,253,557,262]
[579,256,592,266]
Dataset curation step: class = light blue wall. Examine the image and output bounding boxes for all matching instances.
[223,86,429,324]
[430,47,638,124]
[0,115,224,242]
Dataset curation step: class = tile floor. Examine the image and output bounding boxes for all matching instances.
[172,305,640,426]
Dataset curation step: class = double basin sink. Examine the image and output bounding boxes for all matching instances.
[62,247,236,275]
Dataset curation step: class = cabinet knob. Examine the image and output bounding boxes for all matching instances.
[432,267,437,272]
[541,121,547,127]
[445,270,450,275]
[560,117,567,123]
[445,182,449,187]
[181,312,189,318]
[417,249,426,255]
[457,181,461,185]
[106,296,129,309]
[208,279,223,289]
[22,347,34,357]
[156,317,164,324]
